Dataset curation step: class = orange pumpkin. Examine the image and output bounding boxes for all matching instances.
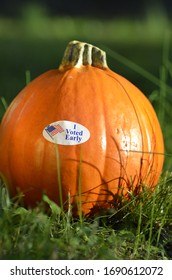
[0,41,164,215]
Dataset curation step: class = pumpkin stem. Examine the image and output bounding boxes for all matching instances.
[59,40,108,70]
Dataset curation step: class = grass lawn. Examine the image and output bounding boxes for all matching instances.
[0,175,172,260]
[0,10,172,260]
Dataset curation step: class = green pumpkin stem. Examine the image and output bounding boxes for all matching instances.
[59,40,108,70]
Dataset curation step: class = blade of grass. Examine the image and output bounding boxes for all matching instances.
[55,144,63,212]
[158,31,171,124]
[103,45,172,95]
[133,201,143,256]
[25,70,31,85]
[146,190,156,259]
[0,96,8,111]
[156,172,172,246]
[77,146,83,224]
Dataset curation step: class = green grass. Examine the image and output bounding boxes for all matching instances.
[0,10,172,259]
[0,173,172,260]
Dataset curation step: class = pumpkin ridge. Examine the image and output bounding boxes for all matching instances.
[106,71,145,150]
[93,70,110,202]
[105,70,163,187]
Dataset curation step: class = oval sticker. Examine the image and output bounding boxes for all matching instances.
[43,120,90,145]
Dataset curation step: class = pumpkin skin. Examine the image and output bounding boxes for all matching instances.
[0,41,164,215]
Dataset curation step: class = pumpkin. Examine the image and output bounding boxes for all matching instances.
[0,40,164,215]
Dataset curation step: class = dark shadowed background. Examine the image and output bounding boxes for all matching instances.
[0,0,172,18]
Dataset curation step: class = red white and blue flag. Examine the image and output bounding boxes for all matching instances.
[45,124,64,137]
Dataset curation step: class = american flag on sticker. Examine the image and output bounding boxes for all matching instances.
[45,124,64,137]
